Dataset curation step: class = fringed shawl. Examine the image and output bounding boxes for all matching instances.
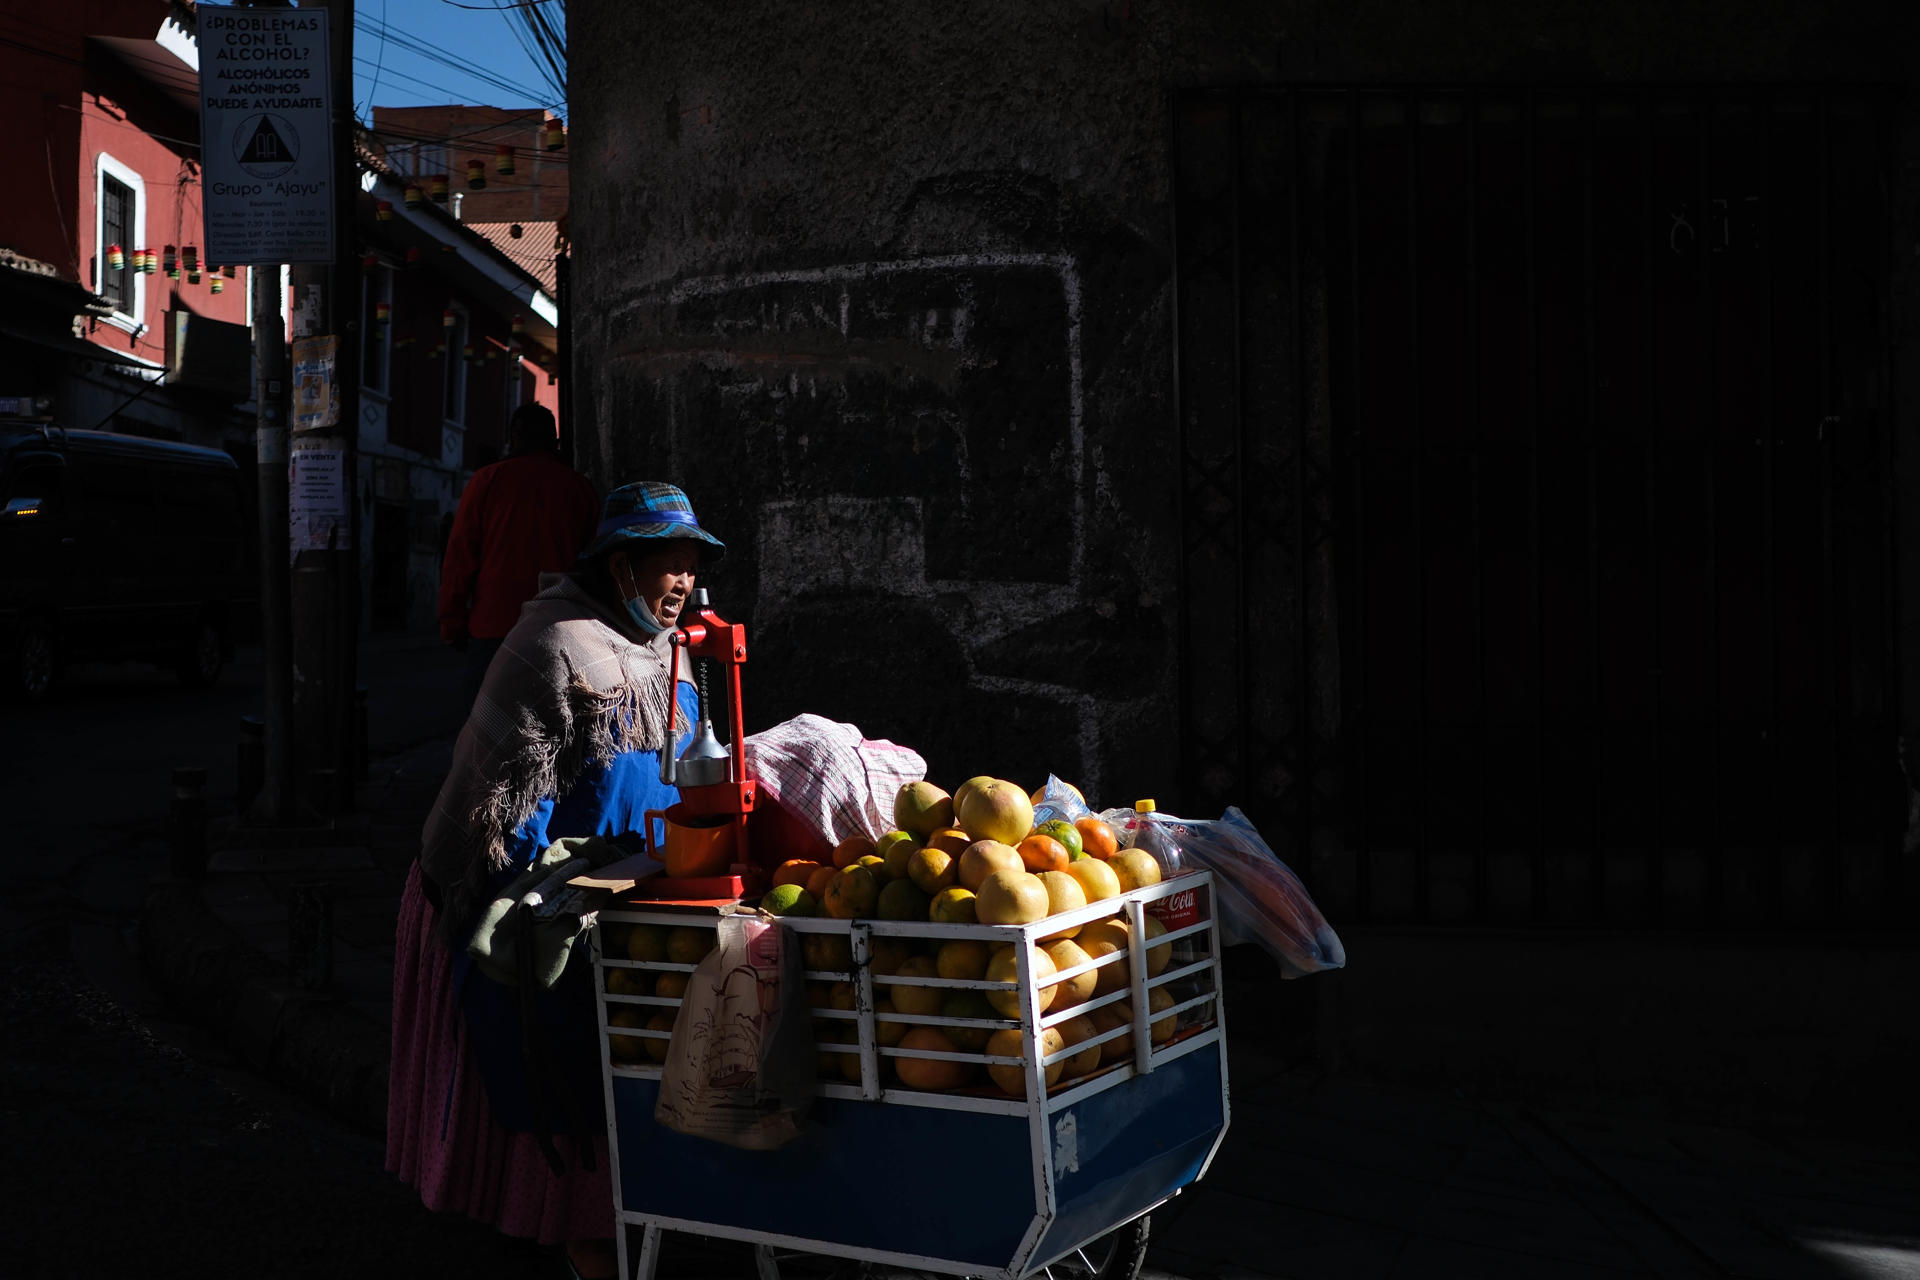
[420,573,680,942]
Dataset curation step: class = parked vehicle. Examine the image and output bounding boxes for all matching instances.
[1,420,246,702]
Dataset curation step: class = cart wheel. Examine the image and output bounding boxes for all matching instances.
[751,1213,1150,1280]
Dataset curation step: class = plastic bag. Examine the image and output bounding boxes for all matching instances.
[1030,774,1093,828]
[654,913,814,1149]
[1100,804,1346,979]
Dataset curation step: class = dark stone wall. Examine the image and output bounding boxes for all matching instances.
[567,0,1920,811]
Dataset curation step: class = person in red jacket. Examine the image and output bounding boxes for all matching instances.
[437,403,597,700]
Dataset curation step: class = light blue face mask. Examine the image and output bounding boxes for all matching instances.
[621,589,667,635]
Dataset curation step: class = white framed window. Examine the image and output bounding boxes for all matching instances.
[442,304,468,428]
[362,265,393,397]
[94,152,145,331]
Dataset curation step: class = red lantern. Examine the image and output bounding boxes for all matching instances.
[542,118,565,151]
[431,341,446,359]
[209,276,224,294]
[182,245,199,271]
[188,268,202,285]
[442,307,457,330]
[429,174,449,203]
[403,185,423,210]
[163,245,179,279]
[465,158,486,190]
[106,243,124,270]
[510,313,526,336]
[375,301,391,325]
[461,343,474,361]
[405,246,422,266]
[377,199,394,222]
[134,248,152,274]
[495,144,514,176]
[361,251,378,270]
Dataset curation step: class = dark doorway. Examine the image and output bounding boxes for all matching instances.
[1172,88,1904,930]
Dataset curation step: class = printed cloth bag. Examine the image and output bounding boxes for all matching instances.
[654,913,813,1150]
[744,714,926,847]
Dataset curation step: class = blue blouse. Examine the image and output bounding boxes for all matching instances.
[502,678,702,869]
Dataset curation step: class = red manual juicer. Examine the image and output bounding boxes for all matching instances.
[638,588,765,897]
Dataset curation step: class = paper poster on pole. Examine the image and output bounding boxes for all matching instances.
[197,7,334,264]
[289,445,349,559]
[291,335,339,433]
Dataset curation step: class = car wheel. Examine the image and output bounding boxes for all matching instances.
[176,617,225,687]
[12,616,57,703]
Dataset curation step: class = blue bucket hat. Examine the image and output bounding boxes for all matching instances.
[578,481,726,563]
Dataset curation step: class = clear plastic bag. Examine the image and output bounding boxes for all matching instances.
[1099,804,1345,979]
[1030,773,1093,828]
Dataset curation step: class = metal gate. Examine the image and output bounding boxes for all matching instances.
[1171,87,1906,930]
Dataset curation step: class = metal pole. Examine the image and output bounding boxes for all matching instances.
[253,270,294,824]
[289,0,359,817]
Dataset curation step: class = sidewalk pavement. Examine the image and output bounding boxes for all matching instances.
[136,736,1920,1280]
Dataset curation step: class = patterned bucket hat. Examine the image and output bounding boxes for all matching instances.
[578,481,726,562]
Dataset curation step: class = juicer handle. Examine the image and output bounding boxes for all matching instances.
[659,631,684,786]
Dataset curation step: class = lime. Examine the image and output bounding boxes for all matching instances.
[763,883,817,917]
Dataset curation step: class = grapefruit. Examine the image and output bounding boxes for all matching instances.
[958,840,1024,892]
[893,782,954,836]
[1064,856,1122,904]
[869,936,913,976]
[643,1012,674,1063]
[986,1026,1066,1097]
[606,967,649,998]
[940,990,997,1051]
[832,835,878,868]
[824,865,879,918]
[873,998,906,1047]
[984,943,1056,1017]
[1016,834,1071,874]
[956,779,1034,845]
[924,827,973,858]
[607,1007,649,1063]
[906,845,957,895]
[856,854,890,882]
[882,835,918,881]
[1142,915,1172,976]
[803,932,853,973]
[654,971,689,1000]
[1149,985,1178,1044]
[888,955,943,1016]
[953,775,996,814]
[893,1026,973,1091]
[774,859,825,889]
[1034,870,1089,939]
[976,869,1050,925]
[1056,1014,1102,1078]
[1074,817,1120,861]
[1110,848,1163,892]
[1089,1004,1134,1063]
[1038,937,1096,1009]
[928,887,978,924]
[666,926,714,965]
[623,924,667,963]
[874,828,915,860]
[935,938,992,982]
[876,878,931,921]
[1077,919,1132,995]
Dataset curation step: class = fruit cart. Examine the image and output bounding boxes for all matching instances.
[591,870,1231,1280]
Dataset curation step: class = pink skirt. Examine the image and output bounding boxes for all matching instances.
[385,861,613,1244]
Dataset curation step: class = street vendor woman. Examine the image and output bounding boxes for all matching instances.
[387,482,723,1280]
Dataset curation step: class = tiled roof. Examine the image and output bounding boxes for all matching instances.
[464,222,562,294]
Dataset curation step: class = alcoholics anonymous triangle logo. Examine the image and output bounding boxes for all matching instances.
[234,113,299,178]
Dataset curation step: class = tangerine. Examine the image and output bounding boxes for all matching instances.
[893,1026,973,1091]
[1016,834,1071,874]
[832,835,878,868]
[773,859,824,889]
[1074,817,1120,860]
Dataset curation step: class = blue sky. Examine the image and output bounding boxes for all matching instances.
[346,0,561,119]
